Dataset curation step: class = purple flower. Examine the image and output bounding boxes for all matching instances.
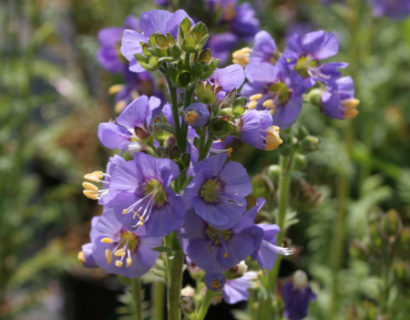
[282,30,347,88]
[78,243,98,268]
[121,10,192,73]
[249,30,277,64]
[370,0,410,19]
[321,76,359,120]
[210,64,245,93]
[239,109,283,151]
[184,153,251,229]
[84,207,161,278]
[179,209,263,273]
[98,95,162,153]
[230,2,260,41]
[204,272,226,291]
[223,271,257,304]
[282,270,317,320]
[184,103,210,128]
[208,33,239,64]
[155,0,169,6]
[97,16,139,73]
[245,198,294,271]
[243,60,304,128]
[105,152,185,237]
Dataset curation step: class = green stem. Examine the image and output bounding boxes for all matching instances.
[166,232,184,320]
[198,132,214,161]
[152,281,165,320]
[329,0,361,317]
[132,278,143,320]
[258,153,294,320]
[268,153,294,292]
[196,289,214,320]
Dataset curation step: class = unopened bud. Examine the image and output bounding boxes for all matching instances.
[392,261,408,281]
[293,270,308,289]
[300,135,319,154]
[293,154,307,171]
[268,164,281,181]
[228,261,248,278]
[180,296,195,314]
[307,88,323,107]
[399,227,410,253]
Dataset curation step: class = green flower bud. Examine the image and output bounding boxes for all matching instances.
[392,261,408,281]
[306,88,323,107]
[294,126,309,140]
[177,70,193,88]
[209,118,235,139]
[300,135,319,154]
[293,154,307,171]
[267,164,281,181]
[399,227,410,253]
[195,81,216,104]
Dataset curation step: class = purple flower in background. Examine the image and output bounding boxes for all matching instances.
[321,76,359,120]
[184,103,210,128]
[249,30,277,64]
[204,272,226,291]
[98,95,162,152]
[209,33,239,63]
[243,60,304,128]
[282,270,317,320]
[97,16,139,73]
[178,209,263,272]
[184,153,251,229]
[369,0,410,19]
[239,109,283,151]
[105,152,185,236]
[223,271,257,304]
[205,0,259,63]
[121,10,192,73]
[283,30,347,88]
[155,0,169,6]
[84,207,161,278]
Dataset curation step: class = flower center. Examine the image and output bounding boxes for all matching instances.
[269,81,292,105]
[145,179,167,206]
[205,226,232,245]
[294,55,318,78]
[120,230,139,252]
[211,280,222,290]
[200,178,221,204]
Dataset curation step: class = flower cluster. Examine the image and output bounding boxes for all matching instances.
[235,29,359,131]
[80,9,295,292]
[81,5,354,318]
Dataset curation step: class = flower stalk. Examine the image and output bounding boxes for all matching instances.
[132,278,143,320]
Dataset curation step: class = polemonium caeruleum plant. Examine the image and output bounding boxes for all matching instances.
[79,5,358,320]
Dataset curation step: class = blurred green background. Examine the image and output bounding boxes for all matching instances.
[1,0,409,319]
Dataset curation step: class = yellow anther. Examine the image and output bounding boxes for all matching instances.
[101,237,114,244]
[223,1,236,20]
[344,108,359,119]
[227,147,233,157]
[265,126,283,151]
[262,99,274,108]
[122,209,128,215]
[115,100,127,114]
[126,257,132,267]
[342,98,360,110]
[269,109,275,115]
[342,98,360,119]
[223,252,228,258]
[82,182,98,191]
[77,251,86,264]
[185,110,199,125]
[248,100,258,110]
[115,260,123,268]
[211,280,221,290]
[108,84,124,95]
[114,249,126,257]
[83,190,99,200]
[84,171,104,183]
[250,93,263,101]
[232,47,252,67]
[105,249,113,264]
